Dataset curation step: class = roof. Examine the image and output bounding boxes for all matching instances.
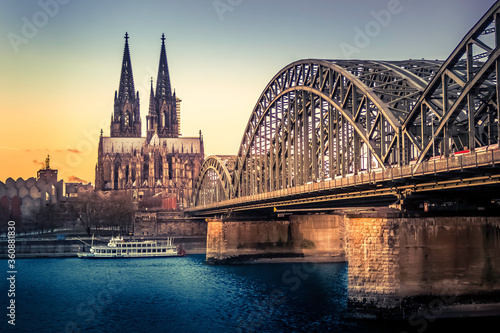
[101,136,203,154]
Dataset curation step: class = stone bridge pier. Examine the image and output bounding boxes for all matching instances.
[346,210,500,316]
[206,214,346,263]
[206,210,500,316]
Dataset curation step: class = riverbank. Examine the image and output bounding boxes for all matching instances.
[0,235,206,258]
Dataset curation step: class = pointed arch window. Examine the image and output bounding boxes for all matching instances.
[155,154,163,180]
[131,163,136,183]
[142,155,149,183]
[114,161,120,190]
[125,164,129,184]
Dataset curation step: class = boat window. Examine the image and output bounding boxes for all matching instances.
[112,250,116,253]
[147,249,151,253]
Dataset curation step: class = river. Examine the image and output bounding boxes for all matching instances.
[1,255,495,332]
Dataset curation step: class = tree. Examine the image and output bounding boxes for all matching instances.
[70,191,102,236]
[101,191,135,235]
[69,190,136,236]
[29,203,64,234]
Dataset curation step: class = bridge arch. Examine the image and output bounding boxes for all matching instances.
[403,1,500,166]
[192,2,500,204]
[193,155,234,206]
[233,59,442,197]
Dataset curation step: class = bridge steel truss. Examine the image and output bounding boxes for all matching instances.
[194,155,233,206]
[403,1,500,168]
[193,1,500,208]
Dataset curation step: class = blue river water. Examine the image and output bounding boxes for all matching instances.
[1,255,496,332]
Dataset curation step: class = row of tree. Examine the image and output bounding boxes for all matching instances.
[70,191,135,236]
[0,191,136,236]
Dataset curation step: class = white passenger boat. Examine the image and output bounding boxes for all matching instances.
[77,236,185,259]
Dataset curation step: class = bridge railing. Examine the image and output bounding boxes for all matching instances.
[191,147,500,211]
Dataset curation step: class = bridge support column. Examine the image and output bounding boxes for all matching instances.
[346,209,402,309]
[206,219,226,262]
[205,218,293,264]
[205,214,346,264]
[346,209,500,317]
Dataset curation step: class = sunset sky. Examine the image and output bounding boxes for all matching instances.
[0,0,496,184]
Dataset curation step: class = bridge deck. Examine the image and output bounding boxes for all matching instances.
[188,148,500,215]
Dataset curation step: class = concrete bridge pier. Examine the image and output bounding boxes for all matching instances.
[205,214,346,264]
[346,209,500,317]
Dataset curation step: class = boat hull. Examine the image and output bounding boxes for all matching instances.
[77,252,184,259]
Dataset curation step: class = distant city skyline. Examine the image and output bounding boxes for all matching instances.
[0,0,496,183]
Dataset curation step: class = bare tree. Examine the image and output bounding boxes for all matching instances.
[70,191,102,236]
[29,204,64,234]
[102,191,135,235]
[69,191,135,236]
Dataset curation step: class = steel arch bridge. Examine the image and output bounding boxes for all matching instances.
[194,155,234,206]
[193,1,500,208]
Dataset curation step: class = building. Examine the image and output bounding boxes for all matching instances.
[0,155,92,231]
[94,33,204,210]
[65,182,93,198]
[0,156,64,228]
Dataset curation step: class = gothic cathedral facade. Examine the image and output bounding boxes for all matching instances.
[95,33,204,209]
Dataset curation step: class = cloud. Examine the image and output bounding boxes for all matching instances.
[33,160,45,168]
[0,146,19,150]
[20,148,82,153]
[67,175,88,183]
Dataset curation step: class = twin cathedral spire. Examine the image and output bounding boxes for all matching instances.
[110,33,179,140]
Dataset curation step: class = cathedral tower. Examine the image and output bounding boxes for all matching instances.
[96,33,204,211]
[147,34,179,141]
[110,32,141,137]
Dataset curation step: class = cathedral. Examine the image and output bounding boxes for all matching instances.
[95,33,204,209]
